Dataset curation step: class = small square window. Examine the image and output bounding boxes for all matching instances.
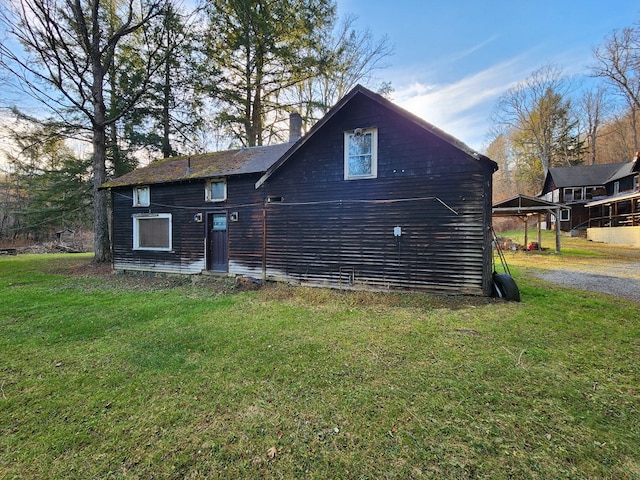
[344,128,377,180]
[206,178,227,202]
[133,186,150,207]
[560,209,570,222]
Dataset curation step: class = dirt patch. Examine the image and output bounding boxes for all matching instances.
[60,259,260,294]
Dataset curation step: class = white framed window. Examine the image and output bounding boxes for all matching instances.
[344,128,377,180]
[133,186,150,207]
[563,187,585,202]
[133,213,172,251]
[560,209,570,222]
[563,188,573,202]
[206,178,227,202]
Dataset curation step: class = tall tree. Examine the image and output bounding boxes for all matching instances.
[492,65,581,179]
[591,25,640,152]
[204,0,335,147]
[486,132,523,200]
[0,0,165,262]
[576,86,610,165]
[286,14,393,132]
[7,123,92,239]
[121,2,207,159]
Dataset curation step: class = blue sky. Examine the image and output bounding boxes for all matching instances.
[337,1,640,151]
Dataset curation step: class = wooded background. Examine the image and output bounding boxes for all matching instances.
[1,0,639,257]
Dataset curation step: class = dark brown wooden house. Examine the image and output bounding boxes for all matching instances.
[102,85,498,295]
[538,163,628,232]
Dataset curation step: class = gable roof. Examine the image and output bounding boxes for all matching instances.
[101,142,293,189]
[255,84,496,188]
[606,160,637,183]
[545,163,628,189]
[493,194,566,215]
[102,84,497,191]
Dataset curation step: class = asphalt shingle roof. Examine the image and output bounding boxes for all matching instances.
[101,142,293,189]
[547,163,628,187]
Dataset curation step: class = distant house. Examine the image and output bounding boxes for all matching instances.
[585,155,640,246]
[539,163,627,232]
[102,85,498,295]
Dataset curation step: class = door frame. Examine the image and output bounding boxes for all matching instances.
[206,211,229,272]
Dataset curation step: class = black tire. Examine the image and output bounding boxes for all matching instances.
[493,273,521,302]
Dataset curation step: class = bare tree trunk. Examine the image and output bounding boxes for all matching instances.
[92,125,111,263]
[91,53,111,263]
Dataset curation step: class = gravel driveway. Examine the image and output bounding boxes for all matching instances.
[536,263,640,303]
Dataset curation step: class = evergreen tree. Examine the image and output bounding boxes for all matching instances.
[203,0,336,147]
[492,65,583,193]
[8,124,92,240]
[120,2,207,159]
[0,0,166,262]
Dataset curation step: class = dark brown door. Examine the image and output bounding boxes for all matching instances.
[208,213,228,272]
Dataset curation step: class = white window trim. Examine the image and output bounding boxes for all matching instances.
[205,178,227,202]
[560,209,570,222]
[133,213,172,251]
[133,186,150,207]
[344,128,378,180]
[563,187,573,202]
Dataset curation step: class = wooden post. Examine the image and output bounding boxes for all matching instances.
[537,213,542,250]
[555,207,561,253]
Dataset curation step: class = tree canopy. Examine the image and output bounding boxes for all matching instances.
[0,0,394,249]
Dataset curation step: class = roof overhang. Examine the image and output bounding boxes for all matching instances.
[492,194,568,217]
[255,84,497,189]
[586,191,640,207]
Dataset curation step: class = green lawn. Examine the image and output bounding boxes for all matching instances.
[1,252,638,479]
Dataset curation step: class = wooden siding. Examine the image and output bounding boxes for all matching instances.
[260,95,494,294]
[108,90,496,295]
[263,174,490,294]
[225,177,264,277]
[110,175,265,275]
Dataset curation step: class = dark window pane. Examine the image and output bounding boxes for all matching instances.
[138,217,170,248]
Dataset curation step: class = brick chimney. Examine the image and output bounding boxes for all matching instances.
[289,112,302,142]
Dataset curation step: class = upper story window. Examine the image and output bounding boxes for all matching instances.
[206,178,227,202]
[133,186,150,207]
[563,187,576,202]
[563,186,600,202]
[344,128,378,180]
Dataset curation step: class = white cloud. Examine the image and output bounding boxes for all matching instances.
[387,54,549,151]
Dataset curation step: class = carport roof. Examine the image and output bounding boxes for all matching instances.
[492,194,566,216]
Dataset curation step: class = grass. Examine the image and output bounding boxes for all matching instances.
[495,229,640,278]
[1,251,639,479]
